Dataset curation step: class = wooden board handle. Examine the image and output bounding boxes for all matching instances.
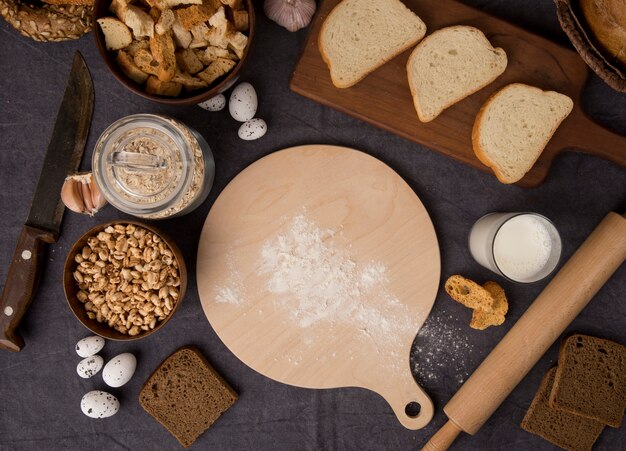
[566,106,626,170]
[0,225,55,352]
[379,369,435,430]
[430,211,626,441]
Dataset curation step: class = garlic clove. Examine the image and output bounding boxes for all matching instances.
[61,172,108,217]
[264,0,316,33]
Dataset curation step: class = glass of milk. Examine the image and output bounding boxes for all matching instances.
[468,213,562,283]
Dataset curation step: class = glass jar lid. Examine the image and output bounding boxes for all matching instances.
[93,114,194,216]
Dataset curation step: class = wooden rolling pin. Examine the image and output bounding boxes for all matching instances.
[423,211,626,450]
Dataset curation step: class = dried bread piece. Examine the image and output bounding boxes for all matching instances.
[139,346,238,448]
[221,0,241,9]
[175,48,204,73]
[227,30,247,59]
[116,50,149,83]
[470,281,508,330]
[521,367,605,451]
[472,83,573,184]
[124,38,150,56]
[133,48,160,76]
[171,18,192,48]
[172,71,208,90]
[155,8,175,34]
[232,9,248,31]
[176,4,213,30]
[319,0,426,88]
[123,4,155,37]
[110,0,130,18]
[406,26,508,122]
[97,17,133,50]
[551,334,626,427]
[150,31,177,81]
[145,75,182,96]
[41,0,92,6]
[444,275,495,312]
[197,57,235,84]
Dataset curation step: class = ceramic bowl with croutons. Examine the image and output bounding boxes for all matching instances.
[63,220,187,340]
[93,0,255,105]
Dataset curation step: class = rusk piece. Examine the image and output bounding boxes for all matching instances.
[470,281,508,330]
[472,83,573,184]
[319,0,426,88]
[407,26,507,122]
[139,347,237,448]
[444,275,495,312]
[521,367,605,451]
[551,334,626,427]
[97,17,132,50]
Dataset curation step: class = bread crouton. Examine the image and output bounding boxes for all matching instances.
[200,45,234,64]
[124,38,150,56]
[232,9,248,32]
[155,8,176,34]
[150,31,177,81]
[124,5,155,38]
[97,17,133,51]
[208,5,227,28]
[116,50,149,83]
[227,30,247,58]
[171,18,192,48]
[133,48,160,76]
[175,48,204,74]
[110,0,131,20]
[176,5,213,31]
[146,76,183,96]
[172,71,208,90]
[189,23,210,48]
[197,57,235,84]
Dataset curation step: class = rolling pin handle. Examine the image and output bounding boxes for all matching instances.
[422,420,463,451]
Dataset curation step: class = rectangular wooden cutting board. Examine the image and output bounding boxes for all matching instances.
[290,0,626,187]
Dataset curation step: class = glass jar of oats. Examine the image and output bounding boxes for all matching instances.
[93,114,215,219]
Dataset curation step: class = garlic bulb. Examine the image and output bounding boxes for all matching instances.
[264,0,316,32]
[61,172,107,216]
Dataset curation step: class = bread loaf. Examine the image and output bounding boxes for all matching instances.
[580,0,626,69]
[319,0,426,88]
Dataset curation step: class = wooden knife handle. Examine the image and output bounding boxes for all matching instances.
[0,225,56,352]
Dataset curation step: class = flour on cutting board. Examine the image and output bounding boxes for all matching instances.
[213,214,417,363]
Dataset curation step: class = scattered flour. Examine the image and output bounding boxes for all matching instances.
[410,314,475,385]
[257,215,412,345]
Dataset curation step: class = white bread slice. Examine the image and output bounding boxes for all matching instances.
[472,83,574,184]
[319,0,426,88]
[97,17,133,51]
[407,26,508,122]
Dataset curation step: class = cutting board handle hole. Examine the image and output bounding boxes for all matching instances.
[405,402,421,418]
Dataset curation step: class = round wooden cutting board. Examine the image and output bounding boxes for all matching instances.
[197,145,440,429]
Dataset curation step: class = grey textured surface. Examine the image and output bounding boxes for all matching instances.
[1,1,625,450]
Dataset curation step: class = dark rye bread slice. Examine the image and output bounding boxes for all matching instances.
[521,367,605,451]
[139,346,238,448]
[550,334,626,427]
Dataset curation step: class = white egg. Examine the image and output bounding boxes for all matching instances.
[81,390,119,419]
[198,94,226,112]
[238,118,267,141]
[103,353,136,388]
[77,355,104,379]
[75,336,105,358]
[229,82,257,122]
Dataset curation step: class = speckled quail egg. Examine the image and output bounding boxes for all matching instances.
[76,355,104,379]
[198,94,226,112]
[81,390,119,419]
[229,82,257,122]
[238,118,267,141]
[75,336,105,358]
[103,353,136,388]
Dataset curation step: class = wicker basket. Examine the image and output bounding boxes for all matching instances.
[554,0,626,92]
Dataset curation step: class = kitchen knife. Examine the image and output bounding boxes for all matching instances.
[0,52,94,352]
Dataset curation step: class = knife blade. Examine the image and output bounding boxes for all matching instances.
[0,52,94,352]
